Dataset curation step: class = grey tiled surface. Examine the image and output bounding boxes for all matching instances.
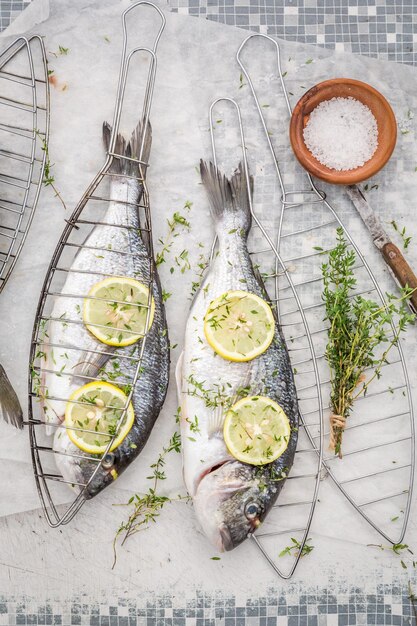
[0,0,31,31]
[1,1,417,65]
[0,584,416,625]
[168,0,417,65]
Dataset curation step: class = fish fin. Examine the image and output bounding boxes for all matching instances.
[0,364,23,429]
[175,352,189,427]
[175,351,184,400]
[103,118,152,251]
[72,348,114,379]
[252,265,279,324]
[207,407,225,438]
[130,118,152,173]
[102,118,152,178]
[102,121,127,174]
[200,160,253,236]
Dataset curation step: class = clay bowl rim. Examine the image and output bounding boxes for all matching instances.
[289,77,397,185]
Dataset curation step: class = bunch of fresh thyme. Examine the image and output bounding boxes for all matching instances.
[322,228,415,457]
[112,430,189,567]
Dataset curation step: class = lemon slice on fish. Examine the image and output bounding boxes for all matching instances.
[83,276,155,347]
[64,381,135,454]
[223,396,291,466]
[204,290,275,362]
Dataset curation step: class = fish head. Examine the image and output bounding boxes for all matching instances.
[53,427,124,498]
[79,450,123,498]
[193,460,278,551]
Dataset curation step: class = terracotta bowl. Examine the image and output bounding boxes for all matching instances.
[289,78,397,185]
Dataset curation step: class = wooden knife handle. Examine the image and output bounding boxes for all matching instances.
[382,242,417,312]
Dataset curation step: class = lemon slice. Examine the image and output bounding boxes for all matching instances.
[83,276,154,347]
[204,290,275,362]
[65,381,135,454]
[223,396,291,465]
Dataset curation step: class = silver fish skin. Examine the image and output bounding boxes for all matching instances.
[39,121,169,498]
[176,161,299,551]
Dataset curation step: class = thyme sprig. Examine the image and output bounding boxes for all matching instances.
[35,130,67,210]
[50,45,70,57]
[112,431,189,567]
[322,228,415,457]
[279,537,314,559]
[190,245,209,298]
[391,220,412,250]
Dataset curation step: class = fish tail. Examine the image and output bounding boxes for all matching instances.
[102,118,152,177]
[200,161,253,236]
[0,364,23,429]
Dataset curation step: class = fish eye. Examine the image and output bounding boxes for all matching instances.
[102,453,116,469]
[244,501,260,520]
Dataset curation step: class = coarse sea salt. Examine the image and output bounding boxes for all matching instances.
[303,96,378,171]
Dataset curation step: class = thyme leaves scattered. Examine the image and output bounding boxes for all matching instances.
[35,129,67,210]
[112,431,189,567]
[279,537,314,559]
[50,45,69,57]
[156,202,192,270]
[190,247,209,298]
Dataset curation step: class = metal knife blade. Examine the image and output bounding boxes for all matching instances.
[346,184,417,314]
[345,185,390,250]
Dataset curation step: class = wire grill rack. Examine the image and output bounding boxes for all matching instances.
[207,34,414,579]
[0,35,49,293]
[208,98,323,580]
[27,2,165,527]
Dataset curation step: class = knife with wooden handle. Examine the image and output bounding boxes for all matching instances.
[346,185,417,314]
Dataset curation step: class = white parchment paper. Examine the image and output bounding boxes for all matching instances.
[0,0,417,599]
